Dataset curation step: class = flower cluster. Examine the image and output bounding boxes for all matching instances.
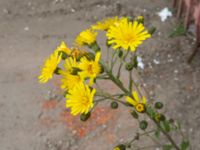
[38,40,102,116]
[38,16,150,117]
[38,16,187,150]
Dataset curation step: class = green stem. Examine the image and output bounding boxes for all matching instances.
[129,70,133,92]
[99,56,180,150]
[149,114,181,150]
[117,50,130,78]
[100,60,131,96]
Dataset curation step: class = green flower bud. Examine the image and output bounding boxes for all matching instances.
[80,112,91,122]
[155,102,164,109]
[71,67,82,75]
[54,67,61,75]
[169,118,174,123]
[137,16,144,24]
[160,114,166,121]
[148,27,156,35]
[111,101,118,109]
[132,55,138,68]
[58,51,68,60]
[106,39,112,48]
[140,120,148,130]
[118,49,123,58]
[131,110,139,119]
[89,42,100,52]
[125,63,134,71]
[114,144,126,150]
[127,16,134,22]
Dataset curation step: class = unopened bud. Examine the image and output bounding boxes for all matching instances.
[80,112,91,121]
[54,67,61,75]
[148,27,156,35]
[90,42,100,52]
[131,110,139,119]
[111,101,118,109]
[155,102,163,109]
[125,63,134,71]
[137,16,144,24]
[140,120,148,130]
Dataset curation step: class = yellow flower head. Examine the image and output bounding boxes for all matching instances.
[66,83,96,116]
[78,52,101,85]
[106,17,151,51]
[55,41,71,55]
[38,51,62,83]
[126,91,147,113]
[92,17,119,31]
[60,72,83,90]
[75,29,97,46]
[62,57,78,74]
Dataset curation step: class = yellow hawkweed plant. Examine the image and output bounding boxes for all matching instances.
[75,29,97,46]
[38,51,62,83]
[106,17,151,51]
[39,16,189,150]
[126,91,147,113]
[66,83,96,116]
[78,52,101,85]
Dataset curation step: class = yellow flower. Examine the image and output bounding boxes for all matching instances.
[78,52,101,85]
[55,41,71,55]
[66,83,96,116]
[106,18,151,51]
[92,17,119,31]
[38,51,62,83]
[60,72,83,90]
[62,57,78,74]
[75,29,97,46]
[126,91,147,113]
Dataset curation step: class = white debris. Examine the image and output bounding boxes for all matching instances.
[24,27,29,31]
[157,7,172,22]
[174,70,178,74]
[71,8,75,13]
[156,148,160,150]
[153,59,160,64]
[137,56,144,69]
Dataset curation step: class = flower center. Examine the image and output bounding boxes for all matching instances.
[135,103,145,113]
[87,64,94,74]
[82,95,90,106]
[124,34,135,43]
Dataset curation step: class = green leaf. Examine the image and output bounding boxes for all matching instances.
[180,140,190,150]
[163,144,173,150]
[155,129,160,138]
[169,23,186,38]
[161,120,171,132]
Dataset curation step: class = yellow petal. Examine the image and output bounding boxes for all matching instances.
[132,91,140,103]
[126,96,137,106]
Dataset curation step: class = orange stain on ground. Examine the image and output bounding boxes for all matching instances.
[60,106,117,138]
[42,100,58,110]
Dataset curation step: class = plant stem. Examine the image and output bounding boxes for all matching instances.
[100,58,181,150]
[129,70,133,92]
[151,117,181,150]
[117,50,130,78]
